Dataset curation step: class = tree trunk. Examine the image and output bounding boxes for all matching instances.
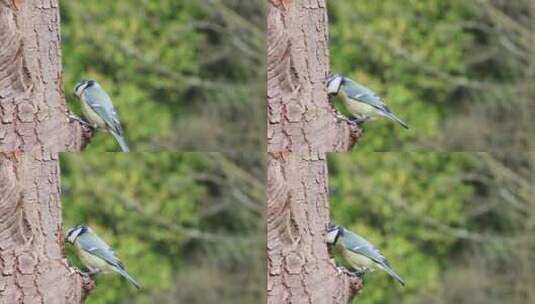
[0,153,93,304]
[267,0,360,153]
[0,1,93,303]
[267,0,362,303]
[267,153,361,304]
[0,0,91,153]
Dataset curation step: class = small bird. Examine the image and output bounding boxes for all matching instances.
[66,224,140,289]
[326,73,408,129]
[73,80,130,152]
[326,224,405,286]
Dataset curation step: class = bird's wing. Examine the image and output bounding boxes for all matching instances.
[342,229,406,285]
[342,77,409,128]
[342,230,389,266]
[83,87,125,135]
[342,78,389,111]
[77,233,123,268]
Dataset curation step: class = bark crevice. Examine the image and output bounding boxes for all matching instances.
[267,1,361,153]
[0,1,95,302]
[267,153,361,304]
[0,1,93,153]
[0,153,94,303]
[267,1,363,302]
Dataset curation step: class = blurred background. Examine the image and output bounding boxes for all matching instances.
[329,0,534,151]
[328,152,534,304]
[61,0,264,151]
[61,152,265,303]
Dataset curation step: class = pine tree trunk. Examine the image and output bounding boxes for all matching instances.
[267,0,360,153]
[0,1,90,153]
[0,153,93,303]
[267,0,361,303]
[267,153,361,304]
[0,1,93,303]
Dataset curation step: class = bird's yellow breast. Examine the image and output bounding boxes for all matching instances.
[342,247,378,273]
[80,97,106,129]
[339,92,380,119]
[76,244,114,274]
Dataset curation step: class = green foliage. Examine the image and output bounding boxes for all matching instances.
[328,0,475,151]
[62,0,264,152]
[61,153,265,304]
[329,153,473,304]
[329,0,534,301]
[327,3,479,301]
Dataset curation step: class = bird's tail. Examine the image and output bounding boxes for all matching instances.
[114,267,140,289]
[378,263,406,286]
[383,111,409,129]
[111,132,130,152]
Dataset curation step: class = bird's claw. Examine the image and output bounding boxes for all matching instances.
[78,271,91,279]
[337,267,364,279]
[82,269,99,277]
[350,117,369,126]
[68,113,94,129]
[351,270,365,278]
[336,113,351,123]
[335,113,368,127]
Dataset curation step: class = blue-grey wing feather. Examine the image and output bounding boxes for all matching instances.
[77,232,123,268]
[342,78,389,110]
[83,87,124,135]
[342,230,389,265]
[342,229,406,285]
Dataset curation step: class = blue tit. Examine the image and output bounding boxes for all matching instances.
[66,224,140,289]
[74,80,130,152]
[326,73,408,129]
[326,224,405,286]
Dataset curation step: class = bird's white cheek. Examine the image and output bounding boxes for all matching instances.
[327,80,342,95]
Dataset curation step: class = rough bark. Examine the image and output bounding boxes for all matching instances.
[0,1,94,302]
[267,0,361,153]
[267,0,362,303]
[0,152,94,304]
[0,0,93,154]
[267,153,361,304]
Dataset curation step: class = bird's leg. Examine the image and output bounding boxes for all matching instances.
[67,113,95,129]
[349,116,370,126]
[351,269,366,278]
[335,112,352,123]
[82,268,100,277]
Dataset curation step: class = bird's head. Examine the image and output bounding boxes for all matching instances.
[326,223,343,245]
[74,80,97,97]
[326,73,344,96]
[66,224,89,244]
